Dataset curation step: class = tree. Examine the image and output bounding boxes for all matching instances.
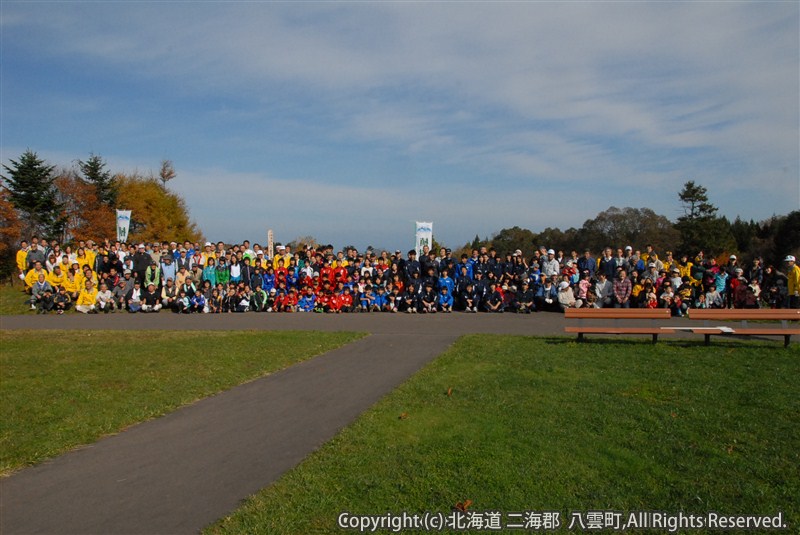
[580,207,679,254]
[0,186,23,279]
[158,160,176,189]
[2,150,66,239]
[78,153,117,207]
[115,173,203,243]
[490,226,537,255]
[54,169,116,243]
[675,181,735,256]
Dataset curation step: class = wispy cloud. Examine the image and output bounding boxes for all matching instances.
[2,1,797,247]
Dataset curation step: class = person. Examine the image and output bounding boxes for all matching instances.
[541,249,560,279]
[516,281,535,313]
[126,281,144,313]
[37,287,55,314]
[96,282,116,313]
[420,283,438,313]
[459,281,479,313]
[785,255,800,308]
[438,286,453,313]
[557,281,581,311]
[76,280,99,314]
[54,286,71,314]
[190,289,207,313]
[29,273,53,310]
[613,269,632,308]
[16,240,29,285]
[535,277,559,312]
[131,244,151,285]
[142,283,163,313]
[594,272,613,308]
[175,289,191,313]
[484,282,504,313]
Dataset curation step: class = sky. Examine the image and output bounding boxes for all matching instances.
[1,1,798,251]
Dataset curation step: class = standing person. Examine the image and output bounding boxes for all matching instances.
[785,255,800,309]
[131,244,151,286]
[15,240,29,285]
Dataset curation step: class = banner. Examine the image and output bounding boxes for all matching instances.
[415,221,433,257]
[116,210,132,243]
[267,229,274,260]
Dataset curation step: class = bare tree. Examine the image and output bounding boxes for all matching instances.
[159,160,176,189]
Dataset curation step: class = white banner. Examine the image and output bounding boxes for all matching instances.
[415,221,433,257]
[116,210,132,243]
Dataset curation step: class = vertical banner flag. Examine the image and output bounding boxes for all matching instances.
[116,210,132,243]
[415,221,433,257]
[268,229,274,260]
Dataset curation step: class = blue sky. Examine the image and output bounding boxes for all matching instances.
[2,1,798,251]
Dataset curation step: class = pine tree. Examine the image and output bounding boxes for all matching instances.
[78,153,117,207]
[2,150,66,239]
[675,180,735,256]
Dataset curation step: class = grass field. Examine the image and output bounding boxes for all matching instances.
[0,329,364,475]
[0,281,31,315]
[209,335,800,534]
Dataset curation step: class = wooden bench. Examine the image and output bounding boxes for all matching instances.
[685,309,800,347]
[564,308,674,343]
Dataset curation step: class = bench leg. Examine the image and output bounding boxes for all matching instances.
[785,335,791,348]
[577,333,584,343]
[704,334,711,346]
[652,334,658,344]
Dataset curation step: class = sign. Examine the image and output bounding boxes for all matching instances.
[415,221,433,257]
[116,210,132,243]
[268,229,274,260]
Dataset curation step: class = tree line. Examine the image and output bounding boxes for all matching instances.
[1,150,203,277]
[458,181,798,269]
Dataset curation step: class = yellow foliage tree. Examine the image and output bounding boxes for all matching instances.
[115,174,203,244]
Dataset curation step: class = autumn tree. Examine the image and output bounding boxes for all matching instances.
[54,169,116,243]
[2,150,66,239]
[116,173,203,243]
[0,186,23,278]
[78,153,117,207]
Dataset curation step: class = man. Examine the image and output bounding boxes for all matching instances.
[16,240,29,284]
[594,272,613,308]
[402,250,421,283]
[29,273,53,310]
[131,244,151,286]
[613,269,633,308]
[76,280,99,314]
[785,255,800,309]
[577,250,595,278]
[541,249,560,279]
[125,280,144,313]
[25,240,46,270]
[141,283,163,313]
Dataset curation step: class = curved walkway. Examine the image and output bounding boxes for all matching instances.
[0,312,693,534]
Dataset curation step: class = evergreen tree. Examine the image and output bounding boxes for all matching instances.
[78,153,117,207]
[675,180,735,256]
[2,150,66,239]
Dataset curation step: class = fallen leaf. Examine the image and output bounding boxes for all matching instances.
[447,387,453,397]
[454,499,473,512]
[399,412,408,420]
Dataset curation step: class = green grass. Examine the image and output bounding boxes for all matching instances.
[0,329,364,475]
[0,281,32,315]
[208,336,800,534]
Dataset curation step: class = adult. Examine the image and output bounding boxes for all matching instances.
[785,255,800,309]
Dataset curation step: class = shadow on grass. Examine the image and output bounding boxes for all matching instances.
[539,335,797,351]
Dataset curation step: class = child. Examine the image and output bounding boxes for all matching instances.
[438,286,453,313]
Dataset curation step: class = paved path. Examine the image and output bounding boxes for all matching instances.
[0,312,704,534]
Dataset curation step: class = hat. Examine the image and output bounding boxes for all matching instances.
[729,255,737,260]
[547,249,555,255]
[648,263,656,268]
[269,289,276,294]
[558,281,570,290]
[672,267,680,272]
[138,244,145,249]
[784,255,796,262]
[514,249,522,256]
[566,260,573,266]
[124,269,132,275]
[625,245,633,251]
[205,242,212,247]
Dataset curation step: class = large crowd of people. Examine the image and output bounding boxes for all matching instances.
[15,236,800,315]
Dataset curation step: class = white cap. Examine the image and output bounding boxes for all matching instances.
[785,255,796,262]
[547,249,555,255]
[625,245,632,251]
[205,242,212,247]
[729,254,737,260]
[138,243,145,249]
[558,281,570,290]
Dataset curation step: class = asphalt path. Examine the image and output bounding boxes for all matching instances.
[0,311,711,534]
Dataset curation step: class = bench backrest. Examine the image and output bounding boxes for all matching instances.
[564,308,672,320]
[688,309,800,321]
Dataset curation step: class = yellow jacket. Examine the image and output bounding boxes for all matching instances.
[47,270,67,289]
[16,249,28,272]
[25,268,48,288]
[63,274,81,294]
[788,264,800,296]
[76,287,98,307]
